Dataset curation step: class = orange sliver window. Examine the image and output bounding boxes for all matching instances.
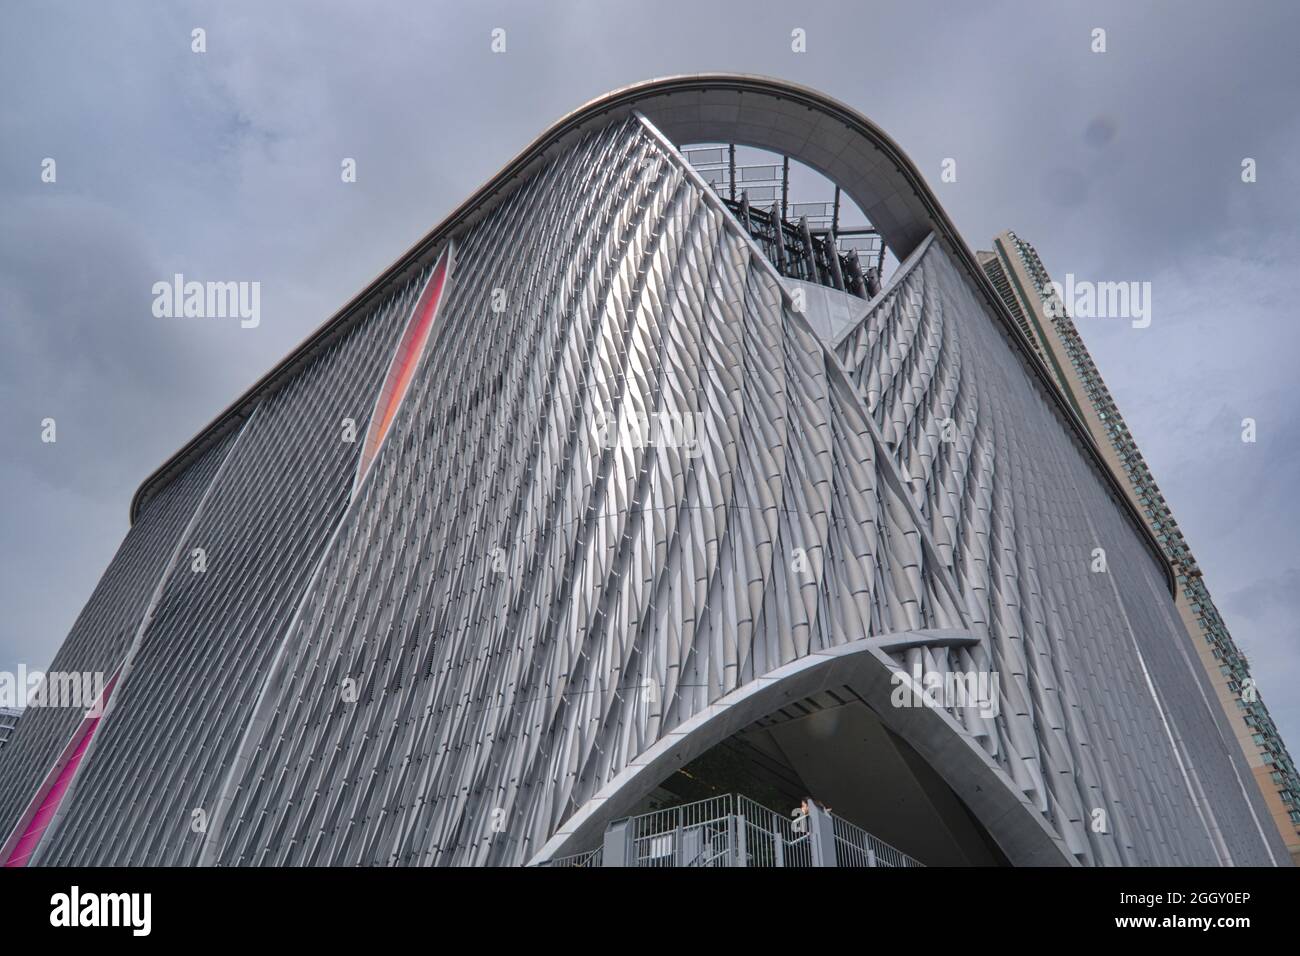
[353,247,453,495]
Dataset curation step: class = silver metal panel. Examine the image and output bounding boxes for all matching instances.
[0,431,235,848]
[31,267,415,865]
[201,117,964,866]
[833,235,1284,865]
[12,89,1284,868]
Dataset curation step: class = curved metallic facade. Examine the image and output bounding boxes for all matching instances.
[0,76,1286,867]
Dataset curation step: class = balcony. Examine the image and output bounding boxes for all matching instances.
[539,793,923,868]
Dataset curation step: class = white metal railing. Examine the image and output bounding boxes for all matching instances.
[543,846,603,868]
[541,792,922,867]
[629,794,735,867]
[830,813,923,867]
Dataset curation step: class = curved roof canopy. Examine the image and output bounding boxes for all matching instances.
[128,74,1174,594]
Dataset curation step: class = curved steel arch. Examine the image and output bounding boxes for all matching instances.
[126,75,1172,596]
[529,630,1074,867]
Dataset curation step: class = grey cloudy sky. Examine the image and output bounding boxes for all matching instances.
[2,2,1297,753]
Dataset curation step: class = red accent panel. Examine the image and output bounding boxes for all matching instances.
[354,248,452,495]
[3,672,119,867]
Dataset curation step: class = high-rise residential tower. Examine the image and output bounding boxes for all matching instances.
[979,230,1300,864]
